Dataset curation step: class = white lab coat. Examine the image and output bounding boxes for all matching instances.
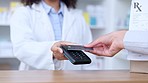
[124,0,148,61]
[10,3,98,70]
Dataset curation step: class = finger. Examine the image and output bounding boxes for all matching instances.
[61,56,68,60]
[58,48,63,54]
[54,47,67,60]
[85,39,103,47]
[59,54,68,60]
[54,53,68,60]
[96,43,104,47]
[86,48,104,56]
[51,46,62,53]
[86,43,102,52]
[51,42,61,51]
[84,43,103,53]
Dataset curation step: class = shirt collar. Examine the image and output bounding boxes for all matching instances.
[42,0,64,16]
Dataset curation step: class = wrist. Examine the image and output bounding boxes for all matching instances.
[111,31,127,49]
[118,30,127,49]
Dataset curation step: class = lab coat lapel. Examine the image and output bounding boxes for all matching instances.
[32,3,55,40]
[62,6,75,40]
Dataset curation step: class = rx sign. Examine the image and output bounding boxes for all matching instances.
[134,2,142,12]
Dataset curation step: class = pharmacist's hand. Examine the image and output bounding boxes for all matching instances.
[85,30,127,57]
[51,41,75,60]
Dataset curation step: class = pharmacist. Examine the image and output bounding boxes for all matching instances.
[85,0,148,61]
[10,0,98,70]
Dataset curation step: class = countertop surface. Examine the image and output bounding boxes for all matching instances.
[0,70,148,83]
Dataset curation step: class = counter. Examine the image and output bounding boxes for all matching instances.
[0,70,148,83]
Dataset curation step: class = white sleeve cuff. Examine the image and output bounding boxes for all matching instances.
[124,31,148,55]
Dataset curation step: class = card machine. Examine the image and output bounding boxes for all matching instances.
[61,45,92,65]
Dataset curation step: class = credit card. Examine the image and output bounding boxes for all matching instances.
[64,45,93,51]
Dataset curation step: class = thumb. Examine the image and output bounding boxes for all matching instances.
[58,48,63,54]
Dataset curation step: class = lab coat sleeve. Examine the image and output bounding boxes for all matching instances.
[10,7,55,70]
[80,15,99,70]
[124,31,148,60]
[124,31,148,55]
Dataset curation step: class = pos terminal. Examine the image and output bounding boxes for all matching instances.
[60,45,92,65]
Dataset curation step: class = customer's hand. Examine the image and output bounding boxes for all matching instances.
[51,41,75,60]
[85,30,127,57]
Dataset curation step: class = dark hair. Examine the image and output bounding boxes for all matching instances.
[21,0,77,9]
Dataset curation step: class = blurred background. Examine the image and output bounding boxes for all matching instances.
[0,0,131,70]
